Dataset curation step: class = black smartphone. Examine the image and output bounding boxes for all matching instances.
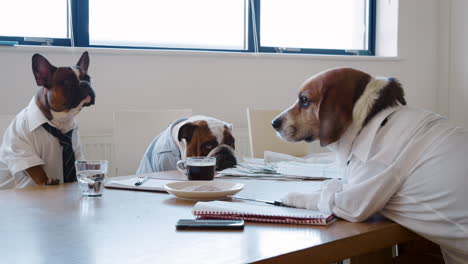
[175,219,245,230]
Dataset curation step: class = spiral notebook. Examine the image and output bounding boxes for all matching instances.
[192,201,336,225]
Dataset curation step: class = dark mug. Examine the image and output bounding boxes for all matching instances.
[176,157,216,180]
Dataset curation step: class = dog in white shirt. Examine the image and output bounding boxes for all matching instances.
[0,52,95,188]
[272,68,468,263]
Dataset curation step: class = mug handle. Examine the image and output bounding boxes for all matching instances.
[176,160,188,175]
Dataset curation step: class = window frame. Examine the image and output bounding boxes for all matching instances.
[252,0,377,56]
[0,0,376,56]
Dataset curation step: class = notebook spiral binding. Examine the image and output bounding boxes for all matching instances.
[193,211,334,225]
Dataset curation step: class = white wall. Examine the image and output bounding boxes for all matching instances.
[448,0,468,127]
[437,0,452,117]
[436,0,468,128]
[0,0,444,136]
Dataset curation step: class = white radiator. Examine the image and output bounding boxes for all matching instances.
[80,128,251,178]
[80,133,115,177]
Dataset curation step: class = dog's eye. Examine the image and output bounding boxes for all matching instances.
[224,140,235,148]
[63,79,78,88]
[204,143,214,150]
[203,141,218,151]
[299,96,310,108]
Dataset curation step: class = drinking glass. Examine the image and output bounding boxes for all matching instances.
[75,160,108,197]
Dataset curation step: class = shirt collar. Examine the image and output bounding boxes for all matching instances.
[351,106,400,162]
[26,97,77,133]
[332,106,400,164]
[170,117,190,158]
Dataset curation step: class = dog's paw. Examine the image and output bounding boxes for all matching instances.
[281,192,320,210]
[45,178,60,185]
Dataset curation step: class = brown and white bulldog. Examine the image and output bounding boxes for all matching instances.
[33,52,95,132]
[0,51,95,188]
[136,116,237,174]
[32,52,95,184]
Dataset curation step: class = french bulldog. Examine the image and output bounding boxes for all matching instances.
[0,51,95,188]
[33,52,95,133]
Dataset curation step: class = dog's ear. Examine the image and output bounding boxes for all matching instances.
[76,51,89,75]
[224,123,233,131]
[32,54,57,88]
[318,86,354,146]
[318,70,370,146]
[178,122,198,143]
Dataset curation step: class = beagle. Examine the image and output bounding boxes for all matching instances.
[272,68,468,263]
[272,67,405,146]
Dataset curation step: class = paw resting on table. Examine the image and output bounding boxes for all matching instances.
[46,178,60,185]
[281,192,320,210]
[281,179,344,213]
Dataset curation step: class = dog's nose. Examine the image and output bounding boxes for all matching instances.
[272,118,282,131]
[215,148,237,171]
[79,81,95,104]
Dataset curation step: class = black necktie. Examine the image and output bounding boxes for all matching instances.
[41,123,77,182]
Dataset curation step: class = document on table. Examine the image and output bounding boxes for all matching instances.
[217,151,343,180]
[104,177,180,192]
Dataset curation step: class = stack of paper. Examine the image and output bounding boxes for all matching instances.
[217,163,286,179]
[274,161,341,179]
[217,151,342,180]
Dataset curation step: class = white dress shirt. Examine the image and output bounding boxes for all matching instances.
[283,106,468,263]
[0,97,84,189]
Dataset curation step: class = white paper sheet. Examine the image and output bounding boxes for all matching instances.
[105,178,179,192]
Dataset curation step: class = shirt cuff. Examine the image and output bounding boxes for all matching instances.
[317,179,343,213]
[9,157,45,176]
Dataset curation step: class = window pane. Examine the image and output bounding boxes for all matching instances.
[90,0,247,50]
[260,0,367,50]
[0,1,68,38]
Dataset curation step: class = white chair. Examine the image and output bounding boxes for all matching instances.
[246,108,308,158]
[0,115,14,146]
[112,109,192,177]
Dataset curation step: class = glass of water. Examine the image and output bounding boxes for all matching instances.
[75,160,108,197]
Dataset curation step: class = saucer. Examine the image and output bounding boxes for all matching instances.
[164,181,244,201]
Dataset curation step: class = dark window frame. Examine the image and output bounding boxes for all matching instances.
[0,0,376,56]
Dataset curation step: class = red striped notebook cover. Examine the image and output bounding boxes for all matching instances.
[192,201,336,225]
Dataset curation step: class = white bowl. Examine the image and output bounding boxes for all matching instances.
[164,181,244,200]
